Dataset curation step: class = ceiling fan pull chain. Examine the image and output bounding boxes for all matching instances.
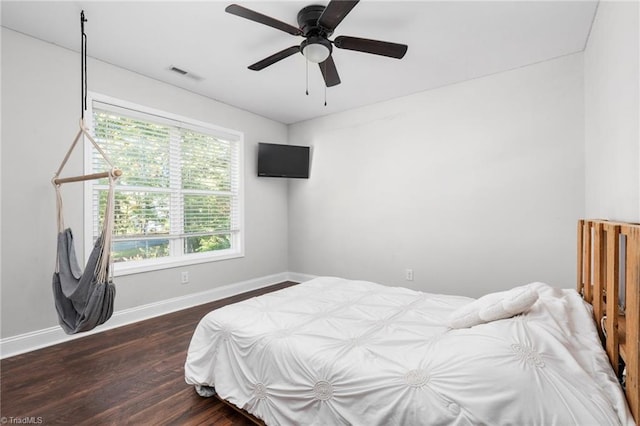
[324,61,327,106]
[305,58,309,96]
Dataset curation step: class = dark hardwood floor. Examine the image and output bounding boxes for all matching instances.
[1,281,297,425]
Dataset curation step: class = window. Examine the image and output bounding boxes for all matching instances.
[84,93,243,275]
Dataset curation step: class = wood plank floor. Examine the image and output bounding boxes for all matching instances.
[1,281,297,425]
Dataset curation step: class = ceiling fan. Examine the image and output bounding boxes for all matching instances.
[225,1,408,87]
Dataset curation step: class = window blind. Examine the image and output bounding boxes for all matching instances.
[88,101,241,267]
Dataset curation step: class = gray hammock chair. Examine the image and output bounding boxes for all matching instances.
[52,119,121,334]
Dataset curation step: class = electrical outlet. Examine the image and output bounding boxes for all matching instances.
[405,269,414,281]
[181,271,189,284]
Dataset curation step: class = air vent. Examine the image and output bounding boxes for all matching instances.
[167,65,204,81]
[170,66,188,75]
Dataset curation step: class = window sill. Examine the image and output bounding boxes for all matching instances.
[112,249,244,276]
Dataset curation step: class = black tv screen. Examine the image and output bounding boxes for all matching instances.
[258,142,310,178]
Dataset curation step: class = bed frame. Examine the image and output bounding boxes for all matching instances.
[578,219,640,423]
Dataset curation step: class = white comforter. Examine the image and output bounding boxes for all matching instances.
[185,277,633,425]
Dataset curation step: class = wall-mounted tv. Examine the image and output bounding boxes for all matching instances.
[257,142,310,179]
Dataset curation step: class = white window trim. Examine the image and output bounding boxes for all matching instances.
[83,91,245,276]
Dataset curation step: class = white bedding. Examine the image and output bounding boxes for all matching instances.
[185,277,633,425]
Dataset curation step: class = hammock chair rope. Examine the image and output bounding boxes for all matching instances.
[52,118,122,186]
[53,166,119,281]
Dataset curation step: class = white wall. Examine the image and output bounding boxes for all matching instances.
[288,54,585,297]
[1,29,290,338]
[6,0,636,344]
[584,1,640,222]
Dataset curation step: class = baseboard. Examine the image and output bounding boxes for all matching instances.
[287,271,317,283]
[0,272,303,359]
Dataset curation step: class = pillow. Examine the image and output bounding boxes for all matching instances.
[447,284,539,329]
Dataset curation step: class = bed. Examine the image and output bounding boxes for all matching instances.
[185,219,639,425]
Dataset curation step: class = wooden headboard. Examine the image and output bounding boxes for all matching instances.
[577,219,640,422]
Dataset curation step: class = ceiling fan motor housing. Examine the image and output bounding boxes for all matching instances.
[297,5,332,37]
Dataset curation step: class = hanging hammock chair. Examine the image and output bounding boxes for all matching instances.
[50,11,122,335]
[52,119,121,334]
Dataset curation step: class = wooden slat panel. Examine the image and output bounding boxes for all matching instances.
[593,222,605,329]
[605,223,620,373]
[579,219,640,425]
[578,219,585,295]
[624,225,640,421]
[583,221,593,303]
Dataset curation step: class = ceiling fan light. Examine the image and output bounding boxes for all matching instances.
[303,43,330,63]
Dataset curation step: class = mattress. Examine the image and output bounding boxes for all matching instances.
[185,277,633,425]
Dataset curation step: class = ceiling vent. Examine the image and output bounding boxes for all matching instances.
[170,66,188,75]
[168,65,203,81]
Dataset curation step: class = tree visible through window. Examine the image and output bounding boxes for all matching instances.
[86,97,242,272]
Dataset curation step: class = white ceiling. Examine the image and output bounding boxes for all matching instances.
[1,1,597,124]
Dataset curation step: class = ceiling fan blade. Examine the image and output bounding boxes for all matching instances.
[334,36,408,59]
[317,0,359,33]
[225,4,302,36]
[248,46,300,71]
[319,55,341,87]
